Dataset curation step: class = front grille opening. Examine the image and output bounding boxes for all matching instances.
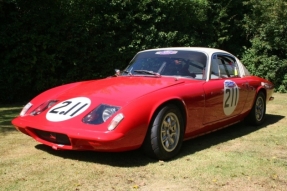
[33,129,71,145]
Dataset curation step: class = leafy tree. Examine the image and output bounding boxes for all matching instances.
[205,0,250,55]
[0,0,66,102]
[0,0,213,103]
[242,0,287,92]
[1,0,285,104]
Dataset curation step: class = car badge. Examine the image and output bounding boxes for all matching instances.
[224,81,235,88]
[49,134,56,141]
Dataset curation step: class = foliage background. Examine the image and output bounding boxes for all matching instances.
[0,0,286,103]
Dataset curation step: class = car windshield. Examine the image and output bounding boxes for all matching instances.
[123,50,207,79]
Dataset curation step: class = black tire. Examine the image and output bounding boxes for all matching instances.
[143,104,184,160]
[246,91,266,126]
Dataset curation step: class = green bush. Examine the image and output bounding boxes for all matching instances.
[242,0,287,92]
[0,0,213,103]
[0,0,286,103]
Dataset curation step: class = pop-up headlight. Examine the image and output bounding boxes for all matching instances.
[83,104,120,125]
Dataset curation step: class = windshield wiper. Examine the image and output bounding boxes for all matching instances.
[133,70,161,77]
[122,70,132,75]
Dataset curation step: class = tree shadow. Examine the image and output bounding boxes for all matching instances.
[0,107,22,134]
[35,113,284,166]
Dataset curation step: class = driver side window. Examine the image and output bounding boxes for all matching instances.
[210,54,240,79]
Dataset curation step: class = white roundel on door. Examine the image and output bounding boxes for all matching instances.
[223,80,239,116]
[46,97,91,122]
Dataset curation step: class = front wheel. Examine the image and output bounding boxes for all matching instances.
[143,104,184,160]
[246,91,266,126]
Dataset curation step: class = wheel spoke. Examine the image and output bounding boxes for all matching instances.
[162,137,175,149]
[168,137,175,145]
[162,135,167,142]
[165,140,170,148]
[170,132,177,137]
[162,120,169,127]
[170,123,176,131]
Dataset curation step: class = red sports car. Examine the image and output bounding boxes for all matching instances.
[12,47,274,160]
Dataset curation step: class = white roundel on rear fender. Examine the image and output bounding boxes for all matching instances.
[46,97,91,122]
[223,80,239,116]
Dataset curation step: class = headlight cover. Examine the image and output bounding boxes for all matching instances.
[83,104,121,125]
[20,102,33,116]
[30,100,58,116]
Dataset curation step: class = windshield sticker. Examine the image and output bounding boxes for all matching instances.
[46,97,91,122]
[223,80,239,116]
[155,50,178,55]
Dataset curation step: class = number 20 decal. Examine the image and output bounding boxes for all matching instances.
[46,97,91,122]
[223,80,239,116]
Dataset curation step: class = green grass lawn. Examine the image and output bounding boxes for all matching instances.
[1,93,287,191]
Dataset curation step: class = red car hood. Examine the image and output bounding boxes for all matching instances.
[55,76,186,103]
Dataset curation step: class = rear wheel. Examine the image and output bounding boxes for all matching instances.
[246,91,266,125]
[143,104,184,160]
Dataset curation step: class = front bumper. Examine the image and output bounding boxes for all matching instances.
[12,118,139,152]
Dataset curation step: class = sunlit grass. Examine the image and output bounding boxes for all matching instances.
[1,93,287,191]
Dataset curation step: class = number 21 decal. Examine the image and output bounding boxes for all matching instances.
[46,97,91,122]
[223,80,239,116]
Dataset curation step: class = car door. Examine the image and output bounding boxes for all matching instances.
[203,53,249,125]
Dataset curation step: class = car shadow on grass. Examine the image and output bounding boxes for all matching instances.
[35,113,284,167]
[177,113,285,159]
[35,144,152,167]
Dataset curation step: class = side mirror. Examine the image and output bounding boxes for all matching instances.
[115,69,120,76]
